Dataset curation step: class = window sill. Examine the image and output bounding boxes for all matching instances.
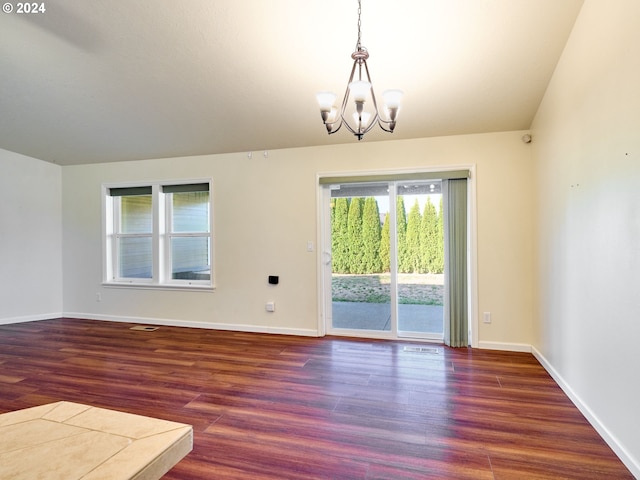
[103,282,215,292]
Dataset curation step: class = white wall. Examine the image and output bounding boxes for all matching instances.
[61,131,534,346]
[531,0,640,475]
[0,148,62,323]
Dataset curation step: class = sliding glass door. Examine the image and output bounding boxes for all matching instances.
[322,180,446,340]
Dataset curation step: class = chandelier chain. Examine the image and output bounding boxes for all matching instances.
[356,0,362,51]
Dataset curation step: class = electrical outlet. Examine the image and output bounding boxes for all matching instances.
[265,301,275,312]
[96,293,102,302]
[483,312,491,324]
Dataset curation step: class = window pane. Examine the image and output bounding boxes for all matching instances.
[118,237,152,278]
[120,195,152,233]
[396,181,444,336]
[331,193,391,331]
[171,237,210,280]
[172,192,209,233]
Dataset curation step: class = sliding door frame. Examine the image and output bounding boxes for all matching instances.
[316,166,478,346]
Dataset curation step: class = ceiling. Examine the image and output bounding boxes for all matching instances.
[0,0,584,166]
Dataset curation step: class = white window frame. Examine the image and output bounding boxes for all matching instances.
[102,179,214,291]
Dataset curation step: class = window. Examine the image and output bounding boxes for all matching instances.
[104,181,213,289]
[164,185,211,282]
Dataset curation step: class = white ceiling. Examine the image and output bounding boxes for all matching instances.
[0,0,584,165]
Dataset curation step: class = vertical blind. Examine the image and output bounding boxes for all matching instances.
[442,178,469,347]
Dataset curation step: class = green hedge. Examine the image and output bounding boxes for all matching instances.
[331,196,443,274]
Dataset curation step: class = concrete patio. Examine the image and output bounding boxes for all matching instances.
[332,301,443,334]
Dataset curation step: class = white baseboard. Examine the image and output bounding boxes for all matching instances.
[477,341,532,353]
[62,312,320,337]
[0,313,63,326]
[532,346,640,479]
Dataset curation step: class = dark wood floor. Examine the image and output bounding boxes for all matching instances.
[0,318,632,479]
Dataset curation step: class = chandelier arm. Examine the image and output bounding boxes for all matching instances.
[361,59,382,125]
[323,116,344,134]
[362,59,375,101]
[362,59,399,134]
[355,58,379,136]
[338,58,362,136]
[342,106,378,139]
[322,58,359,134]
[375,119,396,133]
[341,59,359,113]
[360,113,380,135]
[341,121,359,137]
[327,121,343,135]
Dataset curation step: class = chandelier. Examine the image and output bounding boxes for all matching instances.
[316,0,403,141]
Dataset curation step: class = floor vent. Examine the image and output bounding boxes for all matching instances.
[403,346,439,354]
[130,325,159,332]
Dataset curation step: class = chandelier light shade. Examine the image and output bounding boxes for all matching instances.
[316,0,403,140]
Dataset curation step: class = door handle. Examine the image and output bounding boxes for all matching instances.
[323,251,332,265]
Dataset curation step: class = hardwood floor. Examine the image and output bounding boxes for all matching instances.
[0,318,632,479]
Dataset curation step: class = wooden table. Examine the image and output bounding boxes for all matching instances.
[0,401,192,479]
